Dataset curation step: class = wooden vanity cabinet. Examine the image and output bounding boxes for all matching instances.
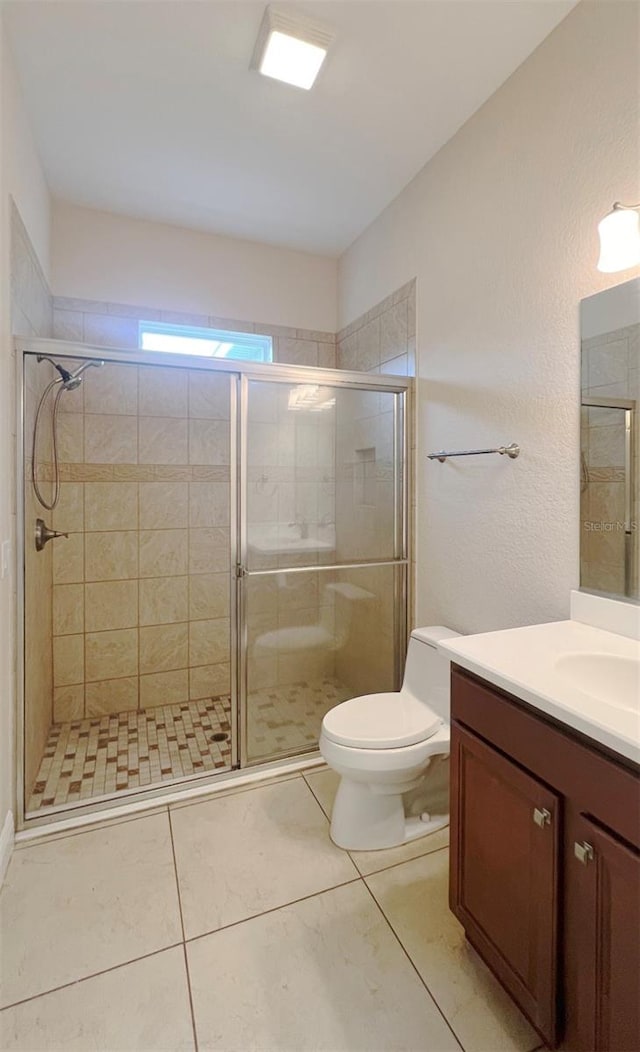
[450,667,640,1052]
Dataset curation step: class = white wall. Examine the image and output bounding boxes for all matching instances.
[339,0,639,635]
[52,201,338,333]
[0,22,51,849]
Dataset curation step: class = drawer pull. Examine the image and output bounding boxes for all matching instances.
[574,841,595,865]
[533,807,552,828]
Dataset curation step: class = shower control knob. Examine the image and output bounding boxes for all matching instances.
[35,518,68,552]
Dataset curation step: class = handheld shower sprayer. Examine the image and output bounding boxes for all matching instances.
[36,355,104,390]
[32,355,105,513]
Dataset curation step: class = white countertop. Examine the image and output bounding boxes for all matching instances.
[440,620,640,766]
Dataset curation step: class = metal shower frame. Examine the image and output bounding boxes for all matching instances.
[14,337,412,831]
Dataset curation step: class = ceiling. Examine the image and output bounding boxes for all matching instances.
[4,0,576,257]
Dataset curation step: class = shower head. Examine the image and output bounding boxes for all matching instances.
[62,359,104,390]
[37,355,104,390]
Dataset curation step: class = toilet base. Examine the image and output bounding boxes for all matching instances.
[329,777,449,851]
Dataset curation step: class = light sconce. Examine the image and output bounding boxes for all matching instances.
[251,6,334,90]
[597,202,640,273]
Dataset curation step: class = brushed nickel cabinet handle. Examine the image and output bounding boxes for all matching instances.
[574,841,595,865]
[533,807,552,828]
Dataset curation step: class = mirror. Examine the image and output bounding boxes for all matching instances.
[580,277,639,601]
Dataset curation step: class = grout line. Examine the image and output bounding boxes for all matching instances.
[351,841,450,879]
[362,878,465,1052]
[167,808,199,1052]
[184,875,363,947]
[301,770,331,820]
[0,942,185,1014]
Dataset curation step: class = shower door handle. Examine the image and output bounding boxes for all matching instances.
[235,563,248,579]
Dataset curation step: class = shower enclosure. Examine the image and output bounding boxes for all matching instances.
[17,340,410,826]
[581,396,636,598]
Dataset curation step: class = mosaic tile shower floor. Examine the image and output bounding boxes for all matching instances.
[28,697,233,813]
[28,678,352,813]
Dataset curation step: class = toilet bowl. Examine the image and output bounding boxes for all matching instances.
[319,626,461,851]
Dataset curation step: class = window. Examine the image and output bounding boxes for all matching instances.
[139,321,273,363]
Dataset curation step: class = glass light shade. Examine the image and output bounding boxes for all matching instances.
[260,30,327,90]
[597,208,640,273]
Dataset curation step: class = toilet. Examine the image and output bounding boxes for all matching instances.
[319,626,461,851]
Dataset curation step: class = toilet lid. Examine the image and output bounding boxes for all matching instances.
[322,692,442,750]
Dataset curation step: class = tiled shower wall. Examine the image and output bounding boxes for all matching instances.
[52,298,336,369]
[11,201,54,793]
[581,323,639,597]
[44,362,232,723]
[336,280,416,377]
[336,279,416,684]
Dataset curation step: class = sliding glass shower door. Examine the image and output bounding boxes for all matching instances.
[238,375,408,765]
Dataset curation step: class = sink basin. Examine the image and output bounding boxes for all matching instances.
[555,652,640,713]
[247,523,336,557]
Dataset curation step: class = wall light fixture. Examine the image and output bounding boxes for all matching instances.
[597,202,640,272]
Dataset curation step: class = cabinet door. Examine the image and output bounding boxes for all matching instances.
[572,815,640,1052]
[450,721,560,1046]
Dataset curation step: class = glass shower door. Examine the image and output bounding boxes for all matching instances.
[239,376,407,765]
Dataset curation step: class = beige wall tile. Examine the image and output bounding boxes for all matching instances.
[83,313,139,348]
[84,414,138,464]
[138,366,188,417]
[189,528,230,574]
[189,482,229,527]
[86,628,138,681]
[140,623,189,674]
[85,531,138,581]
[83,363,138,415]
[85,676,138,716]
[52,482,84,534]
[139,576,188,626]
[85,482,138,531]
[53,634,84,687]
[53,583,84,636]
[380,301,408,364]
[189,420,229,465]
[138,417,188,465]
[85,580,138,632]
[188,372,230,420]
[52,533,84,584]
[53,684,84,723]
[189,573,229,620]
[139,529,188,577]
[57,413,84,463]
[277,338,318,367]
[189,662,231,701]
[52,308,83,342]
[140,669,189,709]
[189,617,230,667]
[139,482,188,529]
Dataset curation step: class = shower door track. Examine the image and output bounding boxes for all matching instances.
[15,338,412,831]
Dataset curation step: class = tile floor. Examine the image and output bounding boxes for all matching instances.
[28,677,351,814]
[28,697,232,813]
[1,767,546,1052]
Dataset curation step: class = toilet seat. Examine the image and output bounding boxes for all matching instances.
[322,691,442,750]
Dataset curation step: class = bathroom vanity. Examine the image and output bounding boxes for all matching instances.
[441,610,640,1052]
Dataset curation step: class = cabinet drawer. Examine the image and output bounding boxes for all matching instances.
[451,667,640,848]
[450,720,559,1047]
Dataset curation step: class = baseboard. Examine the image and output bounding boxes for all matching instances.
[0,810,15,886]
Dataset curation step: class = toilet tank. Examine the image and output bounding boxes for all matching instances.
[402,626,462,720]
